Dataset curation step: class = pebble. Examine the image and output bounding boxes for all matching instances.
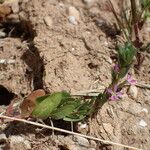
[78,122,87,129]
[0,59,15,64]
[139,119,147,127]
[0,30,6,38]
[141,108,148,114]
[44,16,53,27]
[83,0,93,4]
[68,16,77,25]
[74,136,89,147]
[128,85,138,99]
[0,133,7,142]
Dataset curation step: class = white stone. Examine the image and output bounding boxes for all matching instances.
[139,120,147,127]
[78,122,87,129]
[128,85,138,99]
[68,16,77,25]
[0,31,6,38]
[0,59,6,64]
[0,133,7,141]
[141,108,148,114]
[7,59,15,64]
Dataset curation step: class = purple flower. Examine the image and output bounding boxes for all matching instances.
[107,85,123,101]
[113,64,120,73]
[126,74,136,85]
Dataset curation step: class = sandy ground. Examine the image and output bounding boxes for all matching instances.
[0,0,150,150]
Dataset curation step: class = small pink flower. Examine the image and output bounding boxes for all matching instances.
[113,64,120,73]
[126,74,137,85]
[107,85,123,101]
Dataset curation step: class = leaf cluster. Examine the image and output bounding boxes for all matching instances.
[31,91,93,122]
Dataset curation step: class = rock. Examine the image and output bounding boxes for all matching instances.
[139,119,147,127]
[68,16,77,25]
[78,122,87,129]
[0,30,6,38]
[141,108,148,114]
[44,16,53,27]
[139,108,149,117]
[9,135,31,150]
[0,133,9,149]
[74,136,89,147]
[83,0,93,5]
[68,6,80,21]
[128,85,138,99]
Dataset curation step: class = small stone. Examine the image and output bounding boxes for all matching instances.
[83,0,93,4]
[141,108,148,114]
[68,16,77,25]
[7,59,15,64]
[78,122,87,129]
[0,59,6,64]
[128,85,138,99]
[139,119,147,127]
[0,31,6,38]
[68,6,80,21]
[106,57,112,64]
[139,108,149,117]
[74,136,89,147]
[0,133,7,142]
[44,16,53,27]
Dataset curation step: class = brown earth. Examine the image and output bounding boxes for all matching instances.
[0,0,150,150]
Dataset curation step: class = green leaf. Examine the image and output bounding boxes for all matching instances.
[57,91,71,106]
[63,100,94,122]
[31,92,69,119]
[63,114,85,122]
[36,95,50,104]
[118,42,136,67]
[51,100,80,120]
